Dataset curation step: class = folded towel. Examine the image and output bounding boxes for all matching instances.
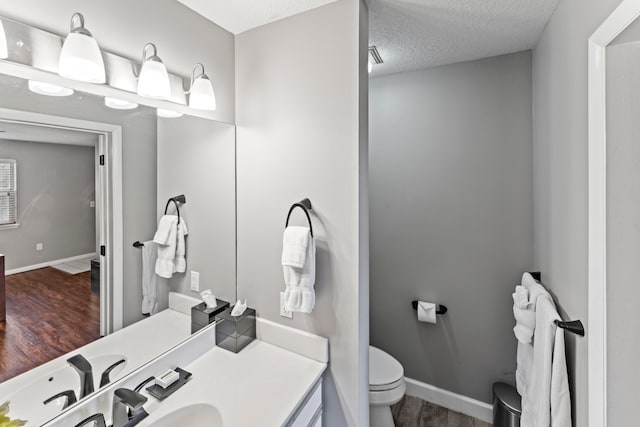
[153,215,178,245]
[513,285,535,344]
[521,295,571,427]
[141,241,159,315]
[174,220,189,273]
[282,226,310,268]
[282,228,316,313]
[513,285,530,308]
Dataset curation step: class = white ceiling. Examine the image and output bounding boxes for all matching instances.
[0,121,98,146]
[369,0,560,76]
[177,0,338,34]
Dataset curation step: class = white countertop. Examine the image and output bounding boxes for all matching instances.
[140,340,327,427]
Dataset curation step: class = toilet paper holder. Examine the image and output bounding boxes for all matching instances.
[411,301,448,315]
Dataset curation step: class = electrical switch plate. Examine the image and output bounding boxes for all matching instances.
[36,243,43,251]
[190,271,200,292]
[280,292,292,319]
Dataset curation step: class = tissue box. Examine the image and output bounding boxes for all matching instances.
[191,300,230,334]
[215,307,256,353]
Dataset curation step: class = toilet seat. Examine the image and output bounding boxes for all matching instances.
[369,346,404,393]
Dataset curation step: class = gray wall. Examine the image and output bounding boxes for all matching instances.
[532,0,623,423]
[157,115,236,310]
[604,41,640,427]
[235,0,368,424]
[0,139,95,270]
[0,74,157,327]
[369,51,534,403]
[0,0,235,124]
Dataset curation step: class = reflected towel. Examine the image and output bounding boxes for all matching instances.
[141,241,158,315]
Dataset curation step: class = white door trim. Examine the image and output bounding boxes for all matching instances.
[0,107,124,334]
[588,1,640,425]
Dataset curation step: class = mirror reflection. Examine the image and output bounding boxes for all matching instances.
[0,71,235,425]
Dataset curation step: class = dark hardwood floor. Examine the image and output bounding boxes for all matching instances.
[0,267,100,382]
[392,395,492,427]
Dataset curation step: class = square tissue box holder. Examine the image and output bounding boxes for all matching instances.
[191,300,230,333]
[215,307,256,353]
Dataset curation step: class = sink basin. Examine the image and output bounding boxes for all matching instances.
[3,354,127,426]
[142,404,222,427]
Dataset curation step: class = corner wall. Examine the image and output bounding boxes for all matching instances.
[532,0,623,424]
[235,0,368,424]
[369,51,534,404]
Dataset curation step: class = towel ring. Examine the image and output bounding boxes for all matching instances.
[285,198,313,237]
[164,194,186,224]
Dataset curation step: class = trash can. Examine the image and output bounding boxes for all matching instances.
[90,258,100,294]
[493,382,521,427]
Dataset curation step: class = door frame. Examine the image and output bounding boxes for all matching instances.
[588,1,640,425]
[0,107,123,334]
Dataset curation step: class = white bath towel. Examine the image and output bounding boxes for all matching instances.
[174,220,189,273]
[282,227,316,313]
[521,295,572,427]
[153,215,177,245]
[140,241,159,315]
[281,226,310,268]
[513,285,530,308]
[513,285,535,344]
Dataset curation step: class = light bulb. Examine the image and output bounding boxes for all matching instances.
[28,80,74,97]
[58,13,105,83]
[104,97,138,110]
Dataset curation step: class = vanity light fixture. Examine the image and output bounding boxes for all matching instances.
[58,13,106,83]
[104,97,138,110]
[137,43,171,100]
[188,63,216,111]
[157,109,183,118]
[0,20,8,59]
[28,80,74,97]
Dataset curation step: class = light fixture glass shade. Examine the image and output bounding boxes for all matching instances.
[28,80,74,97]
[58,13,105,83]
[368,60,373,73]
[137,43,171,99]
[157,109,183,118]
[104,97,138,110]
[0,20,8,59]
[189,76,216,111]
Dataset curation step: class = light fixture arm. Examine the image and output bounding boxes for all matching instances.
[69,12,91,37]
[141,43,160,63]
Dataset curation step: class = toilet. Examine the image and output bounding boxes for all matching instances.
[369,346,406,427]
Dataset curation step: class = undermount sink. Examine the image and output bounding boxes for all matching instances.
[141,403,222,427]
[4,354,127,426]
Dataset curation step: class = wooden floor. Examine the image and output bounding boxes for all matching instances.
[392,395,492,427]
[0,267,100,383]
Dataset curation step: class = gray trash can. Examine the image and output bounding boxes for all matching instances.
[493,382,521,427]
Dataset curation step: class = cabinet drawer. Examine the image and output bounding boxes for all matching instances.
[288,380,322,427]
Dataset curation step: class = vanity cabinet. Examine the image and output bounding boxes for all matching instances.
[288,380,322,427]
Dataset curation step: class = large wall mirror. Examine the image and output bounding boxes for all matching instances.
[0,52,236,425]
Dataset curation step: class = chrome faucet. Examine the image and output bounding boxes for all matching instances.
[112,388,149,427]
[67,354,95,399]
[74,413,106,427]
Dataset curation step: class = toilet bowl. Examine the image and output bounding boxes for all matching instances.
[369,346,406,427]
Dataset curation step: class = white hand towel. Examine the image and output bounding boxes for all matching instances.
[513,307,536,344]
[153,215,178,245]
[513,285,530,308]
[155,215,178,278]
[141,241,159,315]
[282,227,316,313]
[174,219,188,273]
[281,226,310,268]
[521,295,571,427]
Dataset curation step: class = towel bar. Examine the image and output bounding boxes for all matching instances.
[411,300,448,315]
[133,241,144,248]
[285,198,314,237]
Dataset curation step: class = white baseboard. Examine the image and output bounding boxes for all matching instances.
[404,377,493,424]
[5,252,97,275]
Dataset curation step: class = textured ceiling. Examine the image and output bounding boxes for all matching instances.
[176,0,338,34]
[369,0,560,77]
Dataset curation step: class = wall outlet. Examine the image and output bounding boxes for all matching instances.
[36,243,43,251]
[280,292,293,319]
[190,271,200,292]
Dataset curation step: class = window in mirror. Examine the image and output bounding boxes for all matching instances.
[0,158,17,227]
